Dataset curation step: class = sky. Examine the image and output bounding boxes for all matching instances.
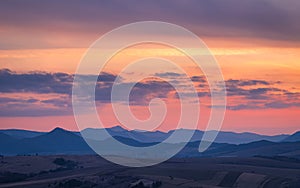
[0,0,300,135]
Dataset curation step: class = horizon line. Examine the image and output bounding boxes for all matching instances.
[0,125,295,136]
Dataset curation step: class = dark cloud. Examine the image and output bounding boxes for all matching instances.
[225,79,284,100]
[0,96,71,117]
[227,87,284,100]
[0,103,71,117]
[191,76,206,83]
[0,69,118,95]
[0,69,177,115]
[264,101,300,109]
[1,69,300,116]
[226,79,271,87]
[0,97,39,104]
[0,69,73,94]
[41,97,71,108]
[97,72,119,82]
[128,80,175,105]
[211,78,300,110]
[225,104,262,111]
[97,78,175,104]
[225,100,300,111]
[283,91,300,100]
[0,0,300,49]
[154,72,184,78]
[0,69,174,104]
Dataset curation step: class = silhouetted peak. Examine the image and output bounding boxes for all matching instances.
[50,127,68,133]
[0,132,12,138]
[283,131,300,142]
[240,140,274,147]
[109,125,126,132]
[292,131,300,136]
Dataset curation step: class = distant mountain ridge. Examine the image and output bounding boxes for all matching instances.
[0,129,43,139]
[283,131,300,142]
[0,126,292,144]
[86,127,290,144]
[74,126,290,144]
[0,127,300,159]
[0,127,93,155]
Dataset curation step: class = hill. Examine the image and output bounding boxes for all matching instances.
[283,131,300,142]
[1,126,290,145]
[1,127,300,159]
[0,129,44,139]
[0,128,93,155]
[79,126,289,144]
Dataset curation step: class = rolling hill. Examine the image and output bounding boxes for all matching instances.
[1,126,290,145]
[79,126,289,144]
[0,129,43,139]
[283,131,300,142]
[0,127,299,159]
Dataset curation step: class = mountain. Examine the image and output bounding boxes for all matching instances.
[0,132,18,147]
[176,140,300,158]
[80,126,169,143]
[228,140,300,157]
[1,128,300,159]
[209,131,288,144]
[0,126,291,145]
[0,133,22,154]
[0,129,44,139]
[80,126,130,141]
[283,131,300,142]
[80,126,289,144]
[0,126,298,157]
[0,132,16,142]
[22,127,94,154]
[105,136,158,147]
[0,128,93,155]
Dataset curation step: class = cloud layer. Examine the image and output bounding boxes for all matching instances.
[1,0,300,49]
[1,69,299,116]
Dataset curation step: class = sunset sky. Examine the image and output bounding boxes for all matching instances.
[0,0,300,135]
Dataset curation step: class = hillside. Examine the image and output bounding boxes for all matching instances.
[283,131,300,142]
[0,127,299,159]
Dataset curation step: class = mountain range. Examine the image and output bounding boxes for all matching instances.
[0,126,292,144]
[0,126,299,158]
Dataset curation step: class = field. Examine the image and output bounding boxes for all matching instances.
[0,155,300,188]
